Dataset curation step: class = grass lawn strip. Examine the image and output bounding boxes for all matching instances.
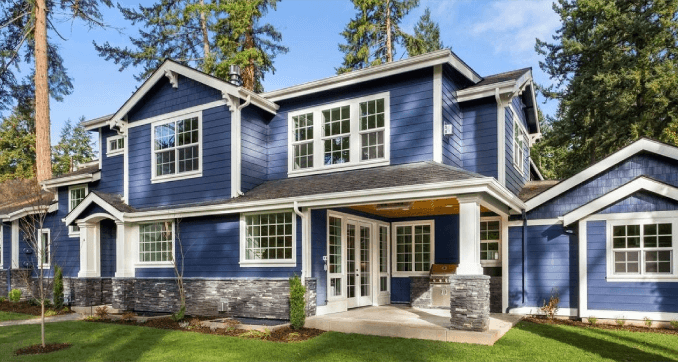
[0,320,677,361]
[0,311,38,322]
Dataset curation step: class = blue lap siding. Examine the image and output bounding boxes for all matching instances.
[505,103,530,195]
[587,220,678,312]
[460,98,498,178]
[241,106,272,192]
[96,127,124,195]
[508,224,578,309]
[2,222,9,270]
[100,219,116,278]
[441,65,463,168]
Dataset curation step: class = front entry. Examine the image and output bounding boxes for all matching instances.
[346,221,372,308]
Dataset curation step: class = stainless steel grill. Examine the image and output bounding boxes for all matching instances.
[429,264,457,307]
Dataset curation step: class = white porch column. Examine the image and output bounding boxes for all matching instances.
[77,222,100,277]
[115,221,135,277]
[457,194,483,275]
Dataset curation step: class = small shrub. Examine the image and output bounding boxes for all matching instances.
[95,306,110,319]
[53,265,64,309]
[121,312,136,321]
[239,330,266,339]
[644,317,653,328]
[615,318,626,326]
[588,316,598,325]
[172,305,186,322]
[670,320,678,330]
[84,316,100,321]
[9,289,21,302]
[0,297,6,302]
[539,288,560,320]
[45,310,58,317]
[289,275,306,329]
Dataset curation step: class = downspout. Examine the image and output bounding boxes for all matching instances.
[521,209,527,305]
[293,201,306,283]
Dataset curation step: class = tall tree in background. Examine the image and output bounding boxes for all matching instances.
[404,7,445,56]
[337,0,419,74]
[0,103,36,181]
[0,0,112,182]
[52,118,96,176]
[95,0,287,91]
[535,0,678,178]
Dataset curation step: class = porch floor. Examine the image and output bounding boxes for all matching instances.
[305,305,522,345]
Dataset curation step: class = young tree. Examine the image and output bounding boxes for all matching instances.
[170,219,189,321]
[337,0,419,74]
[404,7,445,57]
[0,104,36,181]
[536,0,678,177]
[51,118,96,176]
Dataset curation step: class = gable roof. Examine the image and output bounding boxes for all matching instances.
[469,68,532,88]
[41,165,101,189]
[63,191,133,225]
[526,138,678,211]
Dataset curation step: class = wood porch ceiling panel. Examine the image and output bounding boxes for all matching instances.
[348,198,489,218]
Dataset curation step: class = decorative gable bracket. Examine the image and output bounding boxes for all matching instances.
[164,69,179,88]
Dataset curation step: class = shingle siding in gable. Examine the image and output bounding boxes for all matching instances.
[505,105,529,195]
[127,105,231,208]
[597,190,678,214]
[96,127,124,195]
[529,153,678,219]
[441,66,463,168]
[127,75,222,122]
[267,68,434,181]
[587,220,678,312]
[241,106,271,192]
[461,98,497,178]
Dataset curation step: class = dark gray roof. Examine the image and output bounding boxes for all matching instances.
[48,165,100,181]
[137,162,485,212]
[518,180,560,202]
[469,68,531,88]
[91,191,137,213]
[0,192,54,216]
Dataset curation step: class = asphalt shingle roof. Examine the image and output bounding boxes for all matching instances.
[469,68,532,89]
[47,165,100,181]
[518,180,560,202]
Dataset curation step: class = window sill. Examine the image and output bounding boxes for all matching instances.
[512,161,523,174]
[68,232,80,238]
[151,171,202,184]
[288,159,389,178]
[106,151,123,157]
[392,272,430,278]
[239,261,296,268]
[135,262,174,268]
[481,260,501,268]
[606,275,678,282]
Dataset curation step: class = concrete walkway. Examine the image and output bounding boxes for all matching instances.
[305,305,522,345]
[0,313,82,327]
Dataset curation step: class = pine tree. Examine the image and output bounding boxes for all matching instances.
[337,0,419,74]
[51,118,96,176]
[0,103,36,181]
[405,7,445,56]
[536,0,678,177]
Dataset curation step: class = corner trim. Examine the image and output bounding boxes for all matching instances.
[433,64,443,163]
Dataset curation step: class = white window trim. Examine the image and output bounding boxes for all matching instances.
[135,220,175,268]
[391,220,435,277]
[150,111,203,184]
[377,223,391,295]
[606,217,678,282]
[106,134,125,157]
[480,216,502,267]
[239,210,297,268]
[68,184,88,237]
[37,228,50,269]
[511,104,528,175]
[287,92,391,177]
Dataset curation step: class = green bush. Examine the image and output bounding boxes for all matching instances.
[670,320,678,329]
[53,265,64,309]
[9,289,21,302]
[0,296,6,302]
[588,316,598,325]
[289,275,306,329]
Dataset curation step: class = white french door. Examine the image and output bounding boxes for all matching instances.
[346,221,372,308]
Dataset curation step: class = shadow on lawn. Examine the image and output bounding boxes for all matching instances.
[82,323,169,361]
[518,322,675,361]
[586,327,678,357]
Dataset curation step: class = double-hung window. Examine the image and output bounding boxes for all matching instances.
[240,211,296,267]
[513,118,526,173]
[38,229,50,269]
[152,113,202,182]
[480,219,501,265]
[69,185,88,235]
[392,221,434,275]
[139,221,174,264]
[610,221,674,277]
[288,92,390,176]
[107,135,124,157]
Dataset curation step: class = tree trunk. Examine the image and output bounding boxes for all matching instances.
[199,0,210,60]
[242,19,256,91]
[40,267,45,347]
[34,0,52,182]
[385,0,392,63]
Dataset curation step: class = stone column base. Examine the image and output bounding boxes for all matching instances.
[449,275,490,332]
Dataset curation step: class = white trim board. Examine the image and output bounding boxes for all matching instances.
[63,193,124,226]
[508,307,579,317]
[563,176,678,226]
[584,309,678,322]
[432,65,443,163]
[527,138,678,211]
[41,171,101,189]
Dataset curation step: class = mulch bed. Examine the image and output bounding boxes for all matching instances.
[0,300,73,316]
[15,343,72,355]
[524,316,678,335]
[88,316,324,342]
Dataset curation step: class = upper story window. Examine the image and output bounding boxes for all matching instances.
[69,185,88,235]
[107,135,124,157]
[151,112,202,183]
[240,211,296,267]
[288,92,390,177]
[513,117,527,174]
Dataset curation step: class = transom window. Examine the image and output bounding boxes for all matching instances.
[288,92,390,176]
[69,185,87,235]
[480,219,501,263]
[241,212,295,266]
[393,221,434,274]
[107,135,124,156]
[139,222,174,263]
[612,223,673,275]
[152,114,201,181]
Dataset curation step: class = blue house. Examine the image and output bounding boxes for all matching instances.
[1,49,675,326]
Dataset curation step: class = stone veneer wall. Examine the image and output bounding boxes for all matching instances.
[112,278,293,320]
[449,275,490,332]
[410,276,432,308]
[489,276,502,313]
[9,269,36,299]
[305,278,317,317]
[66,278,113,307]
[0,270,7,297]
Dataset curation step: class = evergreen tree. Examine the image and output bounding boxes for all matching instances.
[0,103,36,181]
[405,7,445,56]
[337,0,419,74]
[51,118,96,176]
[535,0,678,177]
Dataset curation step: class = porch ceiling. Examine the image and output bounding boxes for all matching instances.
[349,197,490,218]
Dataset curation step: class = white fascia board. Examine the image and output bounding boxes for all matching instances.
[41,171,101,189]
[456,80,516,103]
[529,158,544,180]
[63,193,124,226]
[6,205,52,222]
[563,177,678,226]
[528,139,678,211]
[261,50,481,102]
[82,114,114,131]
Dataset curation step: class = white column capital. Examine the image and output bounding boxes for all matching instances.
[456,193,483,205]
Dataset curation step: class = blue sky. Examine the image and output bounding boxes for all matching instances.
[41,0,562,147]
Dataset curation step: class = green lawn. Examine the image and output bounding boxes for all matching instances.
[0,311,37,322]
[0,320,676,361]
